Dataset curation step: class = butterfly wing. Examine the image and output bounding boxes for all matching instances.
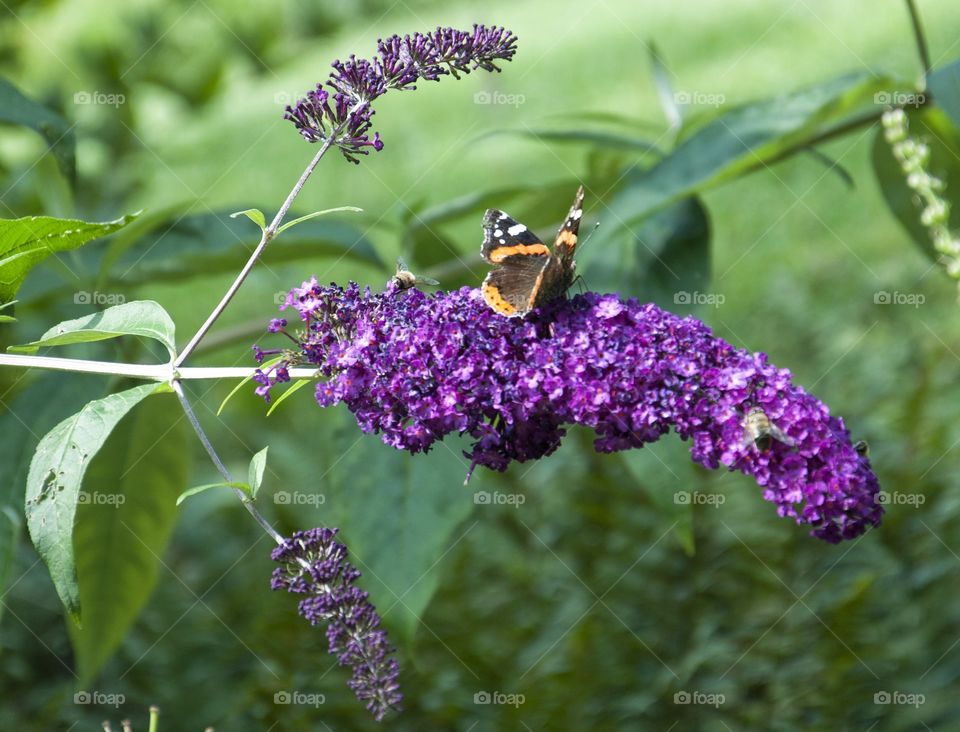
[480,208,550,317]
[552,185,585,261]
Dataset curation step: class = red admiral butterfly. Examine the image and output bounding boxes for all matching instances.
[480,185,585,317]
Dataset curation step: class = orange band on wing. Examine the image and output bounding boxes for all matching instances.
[556,230,577,248]
[488,243,550,263]
[482,282,518,315]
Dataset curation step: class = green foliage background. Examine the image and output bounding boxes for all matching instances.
[2,0,960,729]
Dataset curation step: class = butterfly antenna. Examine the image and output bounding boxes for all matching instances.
[578,221,601,252]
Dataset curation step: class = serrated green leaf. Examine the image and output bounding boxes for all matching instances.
[24,382,163,622]
[8,300,176,358]
[595,72,900,251]
[276,206,363,235]
[230,208,266,230]
[176,481,250,506]
[0,78,76,185]
[266,378,311,416]
[872,106,960,263]
[70,393,189,681]
[248,446,268,500]
[0,213,138,304]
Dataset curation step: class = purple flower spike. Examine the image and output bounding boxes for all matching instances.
[272,528,402,721]
[257,283,883,543]
[284,25,517,161]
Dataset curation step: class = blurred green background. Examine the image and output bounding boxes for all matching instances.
[2,0,960,729]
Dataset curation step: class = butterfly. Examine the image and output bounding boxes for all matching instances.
[480,185,585,317]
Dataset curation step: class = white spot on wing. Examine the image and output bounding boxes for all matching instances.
[507,223,526,236]
[493,229,503,237]
[572,209,582,220]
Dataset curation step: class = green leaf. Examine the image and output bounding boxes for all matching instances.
[101,210,380,287]
[70,393,189,681]
[8,300,176,358]
[0,213,138,304]
[871,106,960,263]
[247,446,268,500]
[0,78,76,185]
[217,355,284,415]
[595,72,898,250]
[621,436,697,555]
[306,410,475,645]
[928,57,960,130]
[649,41,682,134]
[583,194,711,309]
[176,481,250,506]
[0,315,14,323]
[24,382,163,622]
[266,378,311,416]
[478,128,661,155]
[230,208,266,230]
[276,206,363,235]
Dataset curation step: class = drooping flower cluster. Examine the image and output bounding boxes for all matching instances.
[271,528,402,721]
[254,281,883,543]
[284,25,518,162]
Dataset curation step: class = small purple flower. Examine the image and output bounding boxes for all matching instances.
[268,318,287,333]
[256,283,882,543]
[284,25,517,162]
[272,528,402,721]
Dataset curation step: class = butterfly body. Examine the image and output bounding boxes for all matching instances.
[480,186,584,317]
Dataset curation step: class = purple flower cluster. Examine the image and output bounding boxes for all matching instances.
[284,25,517,162]
[255,281,883,543]
[271,528,401,721]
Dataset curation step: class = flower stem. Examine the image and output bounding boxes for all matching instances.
[172,380,284,544]
[904,0,932,76]
[174,137,335,368]
[0,353,317,380]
